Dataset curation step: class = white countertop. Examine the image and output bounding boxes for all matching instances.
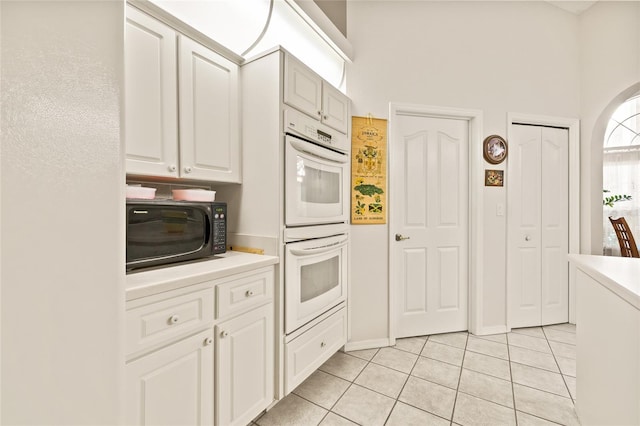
[569,254,640,309]
[126,251,279,301]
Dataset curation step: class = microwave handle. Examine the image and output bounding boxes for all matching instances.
[290,139,349,164]
[289,237,348,256]
[204,214,211,245]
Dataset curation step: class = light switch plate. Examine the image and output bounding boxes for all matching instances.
[496,203,505,216]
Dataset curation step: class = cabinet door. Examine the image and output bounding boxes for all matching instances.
[179,36,240,183]
[321,81,349,134]
[125,6,179,178]
[126,329,214,426]
[216,303,274,426]
[284,54,322,120]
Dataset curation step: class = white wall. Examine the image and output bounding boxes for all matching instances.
[579,1,640,255]
[1,1,125,423]
[346,0,580,342]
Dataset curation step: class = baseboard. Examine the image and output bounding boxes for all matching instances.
[471,325,508,336]
[344,338,392,352]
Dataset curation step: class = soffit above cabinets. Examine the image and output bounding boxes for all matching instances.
[545,0,599,15]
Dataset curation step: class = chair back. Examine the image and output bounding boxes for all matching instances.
[609,216,640,258]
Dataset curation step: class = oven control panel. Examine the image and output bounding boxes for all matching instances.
[284,107,349,153]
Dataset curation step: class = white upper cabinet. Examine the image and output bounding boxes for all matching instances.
[284,54,322,120]
[179,37,240,182]
[125,6,179,178]
[125,5,241,183]
[321,81,349,134]
[284,54,349,134]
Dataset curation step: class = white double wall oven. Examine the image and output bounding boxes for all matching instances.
[283,107,350,336]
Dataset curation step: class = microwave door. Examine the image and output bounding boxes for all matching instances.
[126,207,207,265]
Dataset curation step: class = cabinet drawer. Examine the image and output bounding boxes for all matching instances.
[216,268,273,319]
[126,287,214,357]
[285,307,346,393]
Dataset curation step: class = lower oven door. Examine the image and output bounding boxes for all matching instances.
[285,233,348,334]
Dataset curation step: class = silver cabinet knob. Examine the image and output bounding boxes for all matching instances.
[184,166,192,174]
[220,330,229,338]
[317,110,322,116]
[245,290,254,297]
[320,342,327,348]
[395,234,410,241]
[168,164,177,172]
[525,235,531,241]
[204,337,213,346]
[169,315,180,324]
[323,115,328,120]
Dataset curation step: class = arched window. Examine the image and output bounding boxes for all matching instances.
[602,94,640,255]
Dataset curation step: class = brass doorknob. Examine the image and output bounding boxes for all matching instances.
[395,234,410,241]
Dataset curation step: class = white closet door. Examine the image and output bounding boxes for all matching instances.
[508,125,542,328]
[508,125,568,328]
[541,127,569,324]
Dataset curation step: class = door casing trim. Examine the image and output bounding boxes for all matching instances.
[388,103,483,344]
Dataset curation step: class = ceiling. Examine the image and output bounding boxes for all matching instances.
[545,1,599,15]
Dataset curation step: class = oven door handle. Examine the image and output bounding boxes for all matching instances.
[290,139,349,164]
[289,237,348,256]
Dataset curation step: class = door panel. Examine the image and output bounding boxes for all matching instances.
[438,247,460,310]
[541,128,569,324]
[179,36,239,182]
[392,114,469,338]
[404,249,427,313]
[284,54,322,119]
[124,6,179,177]
[321,82,349,134]
[438,134,460,226]
[508,125,542,327]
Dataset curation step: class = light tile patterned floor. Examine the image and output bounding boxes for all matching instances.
[253,323,579,426]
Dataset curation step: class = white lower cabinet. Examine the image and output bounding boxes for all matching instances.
[285,306,346,394]
[125,265,276,426]
[216,303,274,426]
[126,329,214,426]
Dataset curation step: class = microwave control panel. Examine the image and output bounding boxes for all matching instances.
[211,203,227,254]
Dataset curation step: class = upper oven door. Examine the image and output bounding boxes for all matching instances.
[285,134,350,227]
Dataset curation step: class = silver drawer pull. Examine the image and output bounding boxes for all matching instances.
[204,337,213,346]
[169,315,180,324]
[245,290,255,297]
[220,330,229,338]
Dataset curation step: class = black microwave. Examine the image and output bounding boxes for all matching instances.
[126,200,226,271]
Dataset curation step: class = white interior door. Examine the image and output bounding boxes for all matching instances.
[391,113,469,338]
[508,124,568,328]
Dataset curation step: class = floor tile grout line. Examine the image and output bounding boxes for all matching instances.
[449,333,469,424]
[380,335,429,425]
[384,335,460,425]
[507,339,519,425]
[543,326,577,406]
[320,352,368,426]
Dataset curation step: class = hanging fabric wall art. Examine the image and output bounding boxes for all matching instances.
[351,115,388,224]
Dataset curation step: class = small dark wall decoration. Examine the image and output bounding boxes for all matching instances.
[485,169,504,187]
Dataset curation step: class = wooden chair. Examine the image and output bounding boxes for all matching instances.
[609,217,640,258]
